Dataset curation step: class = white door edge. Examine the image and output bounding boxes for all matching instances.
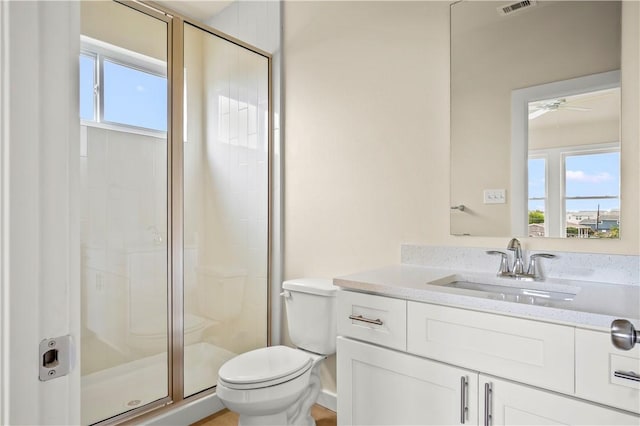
[0,2,80,424]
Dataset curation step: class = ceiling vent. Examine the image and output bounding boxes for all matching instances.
[497,0,537,16]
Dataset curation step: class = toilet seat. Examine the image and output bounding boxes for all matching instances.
[218,346,312,390]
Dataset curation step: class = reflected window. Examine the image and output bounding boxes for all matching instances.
[564,150,620,238]
[527,157,546,237]
[529,146,620,239]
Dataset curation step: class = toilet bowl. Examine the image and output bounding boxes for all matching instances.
[217,346,324,426]
[216,278,338,426]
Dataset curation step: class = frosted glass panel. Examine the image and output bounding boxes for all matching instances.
[80,2,169,424]
[183,23,269,397]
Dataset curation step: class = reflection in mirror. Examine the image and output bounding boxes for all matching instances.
[511,72,621,239]
[450,0,622,238]
[528,89,620,239]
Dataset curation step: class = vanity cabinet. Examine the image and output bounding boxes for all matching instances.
[337,336,479,425]
[337,290,640,425]
[481,375,639,425]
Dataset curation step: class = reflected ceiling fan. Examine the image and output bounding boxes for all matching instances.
[528,98,591,120]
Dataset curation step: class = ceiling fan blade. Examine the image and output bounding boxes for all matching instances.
[528,109,549,120]
[560,106,591,111]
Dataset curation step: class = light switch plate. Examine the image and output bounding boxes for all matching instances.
[484,189,506,204]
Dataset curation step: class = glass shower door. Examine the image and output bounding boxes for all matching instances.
[182,23,270,396]
[79,2,170,424]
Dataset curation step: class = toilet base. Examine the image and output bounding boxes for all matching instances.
[238,412,289,426]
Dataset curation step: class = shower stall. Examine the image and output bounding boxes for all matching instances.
[79,2,271,424]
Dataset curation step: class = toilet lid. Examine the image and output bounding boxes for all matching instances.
[130,313,206,337]
[218,346,312,388]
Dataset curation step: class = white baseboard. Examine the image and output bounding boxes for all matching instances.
[316,389,337,412]
[143,393,224,426]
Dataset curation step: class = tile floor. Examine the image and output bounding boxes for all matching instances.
[192,404,337,426]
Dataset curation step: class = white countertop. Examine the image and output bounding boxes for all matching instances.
[334,265,640,331]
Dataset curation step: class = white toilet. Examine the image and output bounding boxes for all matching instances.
[216,278,338,426]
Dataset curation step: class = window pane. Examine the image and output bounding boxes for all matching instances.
[565,152,620,203]
[103,60,167,131]
[80,54,95,120]
[528,157,545,207]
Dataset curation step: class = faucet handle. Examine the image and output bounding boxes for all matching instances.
[486,250,511,276]
[526,253,556,280]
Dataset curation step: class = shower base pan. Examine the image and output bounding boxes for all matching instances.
[81,342,236,425]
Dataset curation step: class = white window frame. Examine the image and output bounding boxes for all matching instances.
[80,35,167,138]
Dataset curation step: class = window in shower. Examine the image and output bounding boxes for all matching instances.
[80,37,167,133]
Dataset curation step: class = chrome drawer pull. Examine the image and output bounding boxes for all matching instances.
[614,370,640,382]
[484,382,492,426]
[348,314,383,326]
[460,376,468,424]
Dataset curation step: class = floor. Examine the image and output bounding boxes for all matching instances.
[192,404,337,426]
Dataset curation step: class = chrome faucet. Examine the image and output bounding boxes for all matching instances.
[487,239,557,281]
[506,238,525,275]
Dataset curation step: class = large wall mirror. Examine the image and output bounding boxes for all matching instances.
[450,0,622,239]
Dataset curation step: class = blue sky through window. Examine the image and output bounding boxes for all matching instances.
[103,60,167,131]
[528,157,546,213]
[565,151,619,211]
[528,151,620,213]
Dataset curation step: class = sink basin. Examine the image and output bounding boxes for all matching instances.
[428,275,578,305]
[447,281,575,303]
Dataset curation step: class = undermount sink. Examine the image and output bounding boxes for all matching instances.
[428,274,579,305]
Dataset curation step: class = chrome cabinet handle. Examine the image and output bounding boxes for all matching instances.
[460,376,468,424]
[614,370,640,382]
[348,314,383,326]
[484,382,492,426]
[611,319,640,350]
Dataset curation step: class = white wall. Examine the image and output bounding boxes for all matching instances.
[283,0,639,394]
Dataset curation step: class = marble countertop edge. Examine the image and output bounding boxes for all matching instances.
[333,264,640,331]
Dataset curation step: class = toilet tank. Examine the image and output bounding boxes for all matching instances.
[282,278,338,355]
[196,266,246,321]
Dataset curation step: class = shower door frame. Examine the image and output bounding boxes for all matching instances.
[166,6,274,406]
[87,1,274,424]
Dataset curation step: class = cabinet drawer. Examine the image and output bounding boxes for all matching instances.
[407,302,574,394]
[576,328,640,414]
[337,291,407,351]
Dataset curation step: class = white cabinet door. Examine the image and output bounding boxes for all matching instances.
[338,336,478,426]
[480,375,640,426]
